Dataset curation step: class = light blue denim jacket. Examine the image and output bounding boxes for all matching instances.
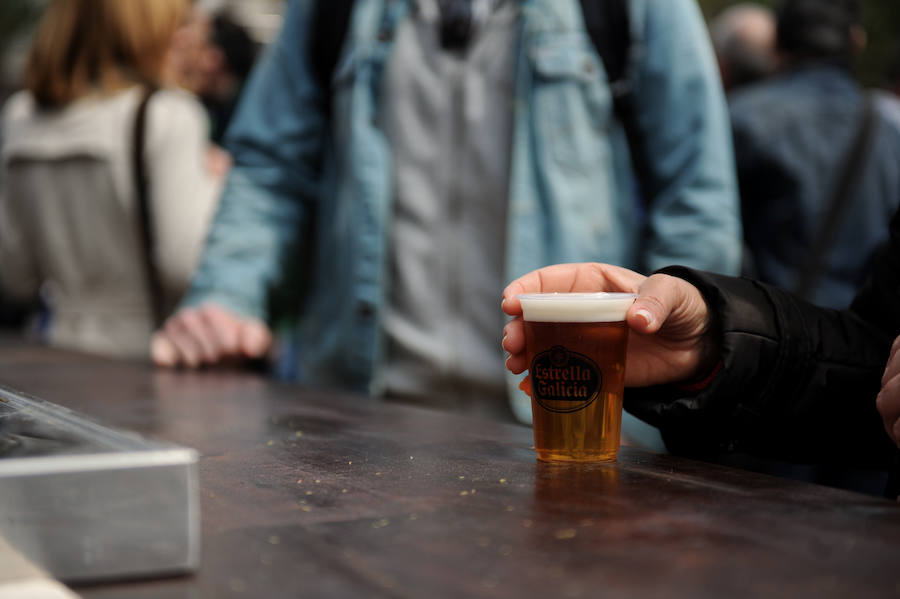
[186,0,741,397]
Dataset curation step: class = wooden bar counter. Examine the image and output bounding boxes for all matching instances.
[0,341,898,598]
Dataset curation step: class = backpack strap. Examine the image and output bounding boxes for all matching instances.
[578,0,630,101]
[579,0,650,200]
[132,87,165,330]
[794,94,879,301]
[309,0,356,101]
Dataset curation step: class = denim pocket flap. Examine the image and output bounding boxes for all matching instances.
[528,38,604,82]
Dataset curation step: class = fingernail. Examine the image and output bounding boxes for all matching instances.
[634,308,653,327]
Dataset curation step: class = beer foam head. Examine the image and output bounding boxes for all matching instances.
[518,292,636,323]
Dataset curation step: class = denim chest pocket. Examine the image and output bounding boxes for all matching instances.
[528,36,614,170]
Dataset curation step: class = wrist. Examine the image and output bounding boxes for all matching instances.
[673,357,723,393]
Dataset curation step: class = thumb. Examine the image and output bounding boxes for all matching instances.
[626,274,691,334]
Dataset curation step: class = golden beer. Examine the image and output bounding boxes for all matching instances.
[519,293,635,462]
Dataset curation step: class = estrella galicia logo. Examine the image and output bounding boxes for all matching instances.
[531,346,602,413]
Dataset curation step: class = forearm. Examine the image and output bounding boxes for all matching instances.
[633,0,742,275]
[183,168,311,321]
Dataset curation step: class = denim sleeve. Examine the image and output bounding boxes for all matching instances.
[182,0,326,321]
[630,0,742,275]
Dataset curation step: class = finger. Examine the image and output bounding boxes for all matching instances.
[199,304,242,356]
[505,352,528,375]
[502,264,584,315]
[503,317,528,374]
[151,332,178,367]
[239,320,272,358]
[177,308,223,363]
[502,317,525,355]
[502,263,644,316]
[627,274,687,334]
[163,312,205,368]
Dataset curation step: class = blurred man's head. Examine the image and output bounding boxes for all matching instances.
[710,3,777,91]
[209,13,258,87]
[169,8,258,100]
[776,0,864,66]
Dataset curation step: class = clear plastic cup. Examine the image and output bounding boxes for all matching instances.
[518,292,636,462]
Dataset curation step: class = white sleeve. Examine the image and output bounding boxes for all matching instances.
[142,90,222,296]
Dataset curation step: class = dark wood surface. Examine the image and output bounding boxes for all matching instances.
[1,341,899,598]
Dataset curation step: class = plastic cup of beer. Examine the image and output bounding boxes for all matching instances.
[518,292,636,463]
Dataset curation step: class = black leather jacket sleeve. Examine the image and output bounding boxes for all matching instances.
[625,209,900,469]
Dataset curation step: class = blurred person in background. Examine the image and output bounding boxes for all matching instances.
[731,0,900,310]
[198,11,260,146]
[170,6,260,146]
[710,2,778,93]
[0,0,222,359]
[151,0,741,448]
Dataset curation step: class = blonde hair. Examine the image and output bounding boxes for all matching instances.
[25,0,189,107]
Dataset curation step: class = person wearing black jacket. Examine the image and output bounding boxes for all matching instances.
[501,207,900,497]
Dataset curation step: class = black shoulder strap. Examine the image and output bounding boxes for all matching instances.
[580,0,651,200]
[579,0,630,98]
[132,87,165,330]
[794,94,879,301]
[309,0,355,95]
